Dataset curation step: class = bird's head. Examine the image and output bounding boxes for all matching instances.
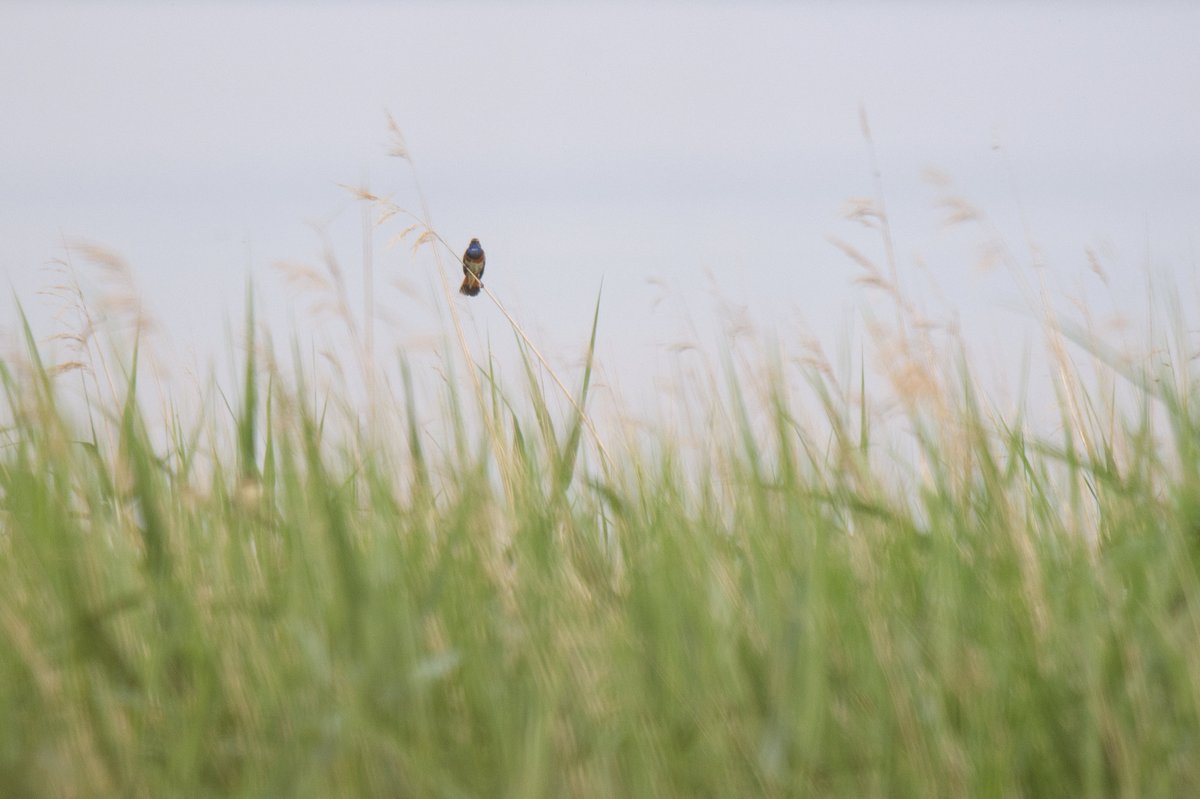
[467,238,483,255]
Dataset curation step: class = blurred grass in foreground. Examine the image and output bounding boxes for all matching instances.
[3,266,1200,799]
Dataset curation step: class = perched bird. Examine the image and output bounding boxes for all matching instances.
[460,238,486,296]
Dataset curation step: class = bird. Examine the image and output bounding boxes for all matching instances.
[460,238,486,296]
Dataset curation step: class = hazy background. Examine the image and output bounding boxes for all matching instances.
[2,2,1198,422]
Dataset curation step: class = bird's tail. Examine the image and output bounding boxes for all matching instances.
[459,274,482,296]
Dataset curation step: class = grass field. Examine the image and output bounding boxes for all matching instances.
[3,217,1200,799]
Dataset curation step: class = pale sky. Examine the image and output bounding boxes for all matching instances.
[3,2,1198,423]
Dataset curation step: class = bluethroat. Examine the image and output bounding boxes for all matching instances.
[460,238,485,296]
